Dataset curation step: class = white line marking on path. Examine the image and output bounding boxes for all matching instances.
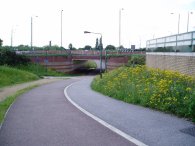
[64,82,148,146]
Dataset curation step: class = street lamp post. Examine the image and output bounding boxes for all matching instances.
[171,13,180,34]
[60,10,63,48]
[84,31,103,78]
[187,11,193,32]
[11,28,13,48]
[119,8,124,48]
[31,16,38,51]
[31,17,33,50]
[178,13,180,34]
[10,26,19,49]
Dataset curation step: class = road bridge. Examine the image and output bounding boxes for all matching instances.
[22,50,145,73]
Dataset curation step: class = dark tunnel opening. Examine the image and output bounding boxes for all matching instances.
[70,60,104,75]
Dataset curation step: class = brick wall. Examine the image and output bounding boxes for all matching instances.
[29,56,74,73]
[146,52,195,77]
[106,56,129,71]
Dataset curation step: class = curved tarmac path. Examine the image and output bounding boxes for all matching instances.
[66,77,195,146]
[0,77,135,146]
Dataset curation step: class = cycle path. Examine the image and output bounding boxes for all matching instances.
[0,77,65,102]
[66,77,195,146]
[0,78,134,146]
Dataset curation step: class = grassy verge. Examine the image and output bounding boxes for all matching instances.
[0,85,38,124]
[91,66,195,122]
[16,63,66,77]
[0,65,39,88]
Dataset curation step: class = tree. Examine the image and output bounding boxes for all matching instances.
[84,45,92,50]
[0,38,3,47]
[78,47,84,50]
[95,38,99,50]
[44,45,62,50]
[0,49,30,66]
[68,43,73,50]
[118,45,124,50]
[16,45,30,51]
[105,45,116,50]
[71,47,77,50]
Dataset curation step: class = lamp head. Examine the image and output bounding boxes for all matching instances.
[84,31,91,34]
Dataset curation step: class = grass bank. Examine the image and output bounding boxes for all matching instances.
[16,63,65,77]
[0,66,39,88]
[0,85,37,124]
[91,66,195,122]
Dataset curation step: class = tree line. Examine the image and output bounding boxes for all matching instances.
[0,37,118,51]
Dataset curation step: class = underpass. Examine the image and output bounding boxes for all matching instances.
[23,50,145,74]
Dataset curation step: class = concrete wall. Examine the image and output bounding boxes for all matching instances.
[146,52,195,77]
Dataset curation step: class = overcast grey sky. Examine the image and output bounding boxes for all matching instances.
[0,0,195,48]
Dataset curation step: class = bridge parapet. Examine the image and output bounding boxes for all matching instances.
[71,50,105,55]
[18,50,145,56]
[16,50,70,56]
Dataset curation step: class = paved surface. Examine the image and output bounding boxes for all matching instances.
[0,77,66,102]
[0,78,134,146]
[67,77,195,146]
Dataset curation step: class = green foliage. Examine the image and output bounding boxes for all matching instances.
[95,38,99,50]
[0,65,39,88]
[0,39,3,47]
[105,45,116,50]
[16,63,65,77]
[83,60,97,69]
[126,55,146,66]
[118,45,124,49]
[15,45,31,51]
[91,66,195,122]
[0,45,64,51]
[84,45,92,50]
[0,49,30,66]
[42,45,63,51]
[68,43,73,50]
[78,48,84,50]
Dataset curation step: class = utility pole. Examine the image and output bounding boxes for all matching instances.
[61,10,63,48]
[119,8,124,48]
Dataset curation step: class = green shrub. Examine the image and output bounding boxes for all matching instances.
[0,49,30,66]
[83,60,97,69]
[91,66,195,122]
[126,55,145,67]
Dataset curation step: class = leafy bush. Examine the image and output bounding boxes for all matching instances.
[0,49,30,66]
[105,45,116,50]
[127,55,145,66]
[91,66,195,122]
[83,60,97,69]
